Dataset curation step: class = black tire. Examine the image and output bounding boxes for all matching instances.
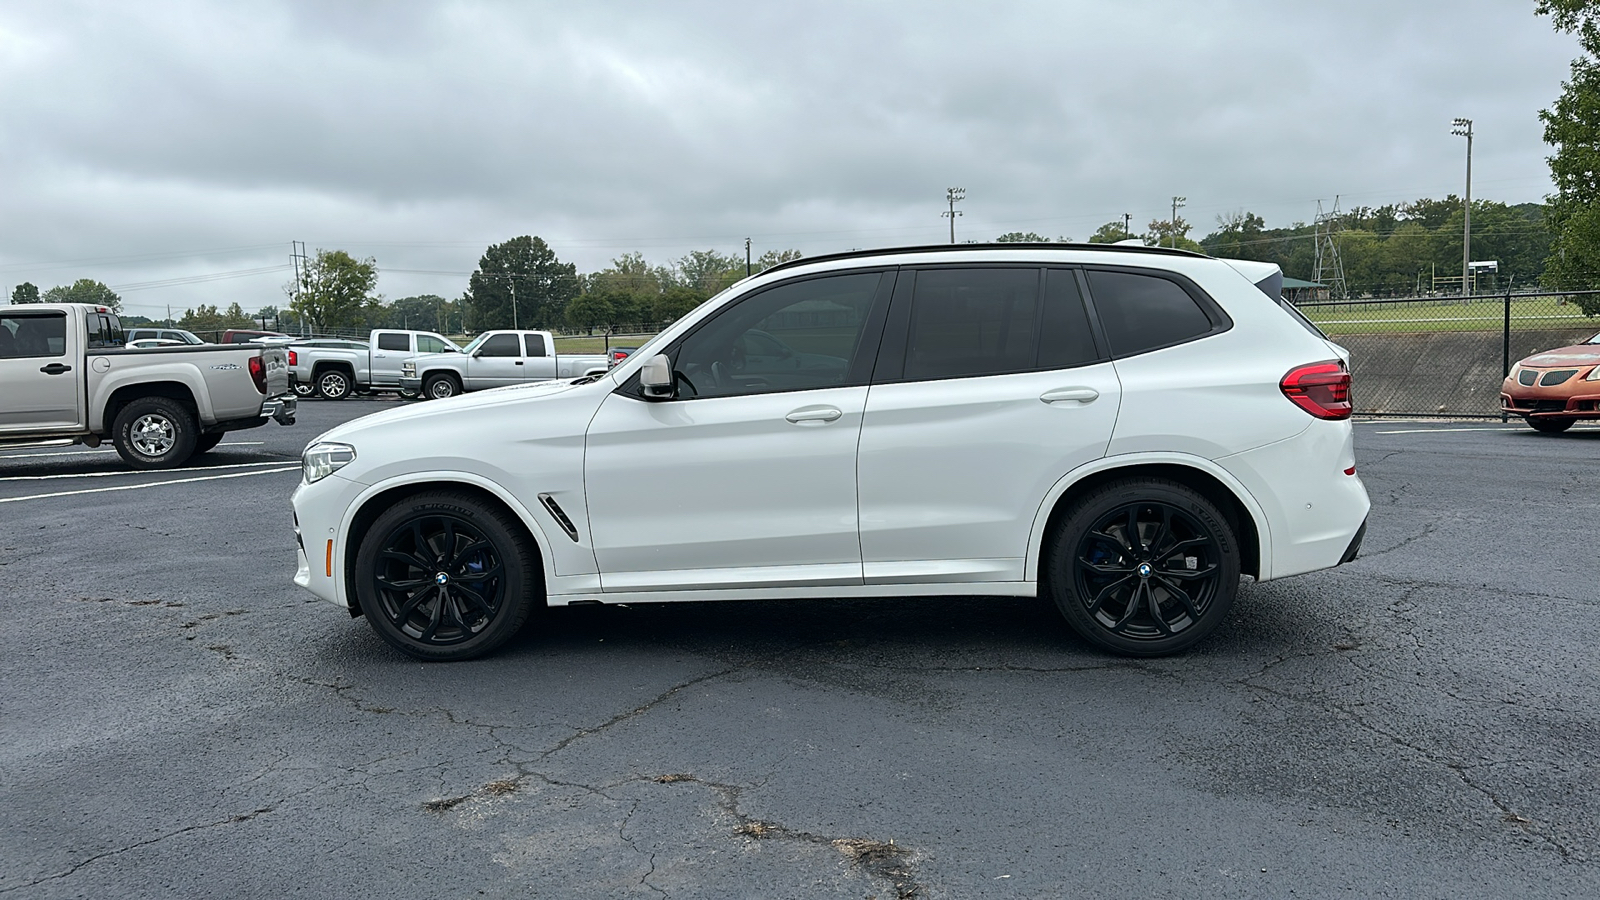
[192,433,225,455]
[111,396,199,470]
[354,490,541,661]
[316,368,353,401]
[291,378,317,399]
[1047,477,1241,657]
[398,388,420,401]
[1527,417,1575,434]
[424,373,461,400]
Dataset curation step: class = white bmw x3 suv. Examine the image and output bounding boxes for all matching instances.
[292,243,1369,660]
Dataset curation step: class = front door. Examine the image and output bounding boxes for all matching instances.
[857,267,1121,583]
[583,270,893,592]
[0,310,81,434]
[464,333,526,389]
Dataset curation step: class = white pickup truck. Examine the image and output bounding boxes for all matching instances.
[0,303,295,468]
[399,330,610,399]
[289,329,462,400]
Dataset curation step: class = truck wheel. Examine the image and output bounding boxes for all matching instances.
[424,373,460,399]
[292,378,317,399]
[317,369,353,401]
[353,490,541,661]
[193,433,225,455]
[112,396,198,470]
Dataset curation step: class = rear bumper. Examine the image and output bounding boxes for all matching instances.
[1338,517,1367,565]
[263,395,297,425]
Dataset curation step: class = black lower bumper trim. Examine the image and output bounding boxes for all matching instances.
[1338,518,1368,565]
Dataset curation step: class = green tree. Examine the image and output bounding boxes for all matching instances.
[467,236,578,331]
[1539,0,1600,312]
[995,231,1053,242]
[10,282,39,304]
[1088,221,1135,243]
[563,291,616,332]
[288,249,380,330]
[651,285,707,325]
[755,249,802,273]
[1204,212,1269,260]
[1144,217,1202,253]
[179,303,254,332]
[384,294,448,332]
[671,249,744,296]
[42,278,121,311]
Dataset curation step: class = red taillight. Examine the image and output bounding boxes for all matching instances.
[288,349,297,366]
[1281,360,1351,420]
[248,355,267,394]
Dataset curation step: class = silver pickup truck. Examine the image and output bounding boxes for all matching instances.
[398,329,610,398]
[289,329,461,400]
[0,303,295,469]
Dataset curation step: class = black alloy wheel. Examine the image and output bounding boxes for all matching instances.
[354,491,539,660]
[317,369,353,401]
[1527,417,1575,434]
[1049,478,1240,656]
[424,373,460,399]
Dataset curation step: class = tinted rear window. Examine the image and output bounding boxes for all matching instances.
[1086,270,1215,357]
[904,268,1039,381]
[1038,269,1101,369]
[377,333,409,351]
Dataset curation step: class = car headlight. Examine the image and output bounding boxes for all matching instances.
[302,442,356,484]
[402,361,415,376]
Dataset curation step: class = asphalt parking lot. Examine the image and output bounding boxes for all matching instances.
[2,400,1597,899]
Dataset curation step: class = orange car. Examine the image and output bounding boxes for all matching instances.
[1501,331,1600,432]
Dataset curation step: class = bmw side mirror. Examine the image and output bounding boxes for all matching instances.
[640,353,674,400]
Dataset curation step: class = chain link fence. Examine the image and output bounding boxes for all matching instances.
[1292,289,1600,418]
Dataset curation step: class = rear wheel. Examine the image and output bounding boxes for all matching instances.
[354,491,540,661]
[317,369,353,401]
[111,396,198,470]
[1527,417,1575,434]
[424,373,461,400]
[1047,478,1240,656]
[291,378,317,399]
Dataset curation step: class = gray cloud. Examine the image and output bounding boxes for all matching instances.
[0,0,1577,318]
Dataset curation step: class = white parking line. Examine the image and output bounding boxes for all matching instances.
[0,465,301,504]
[1374,426,1600,434]
[0,459,294,482]
[0,441,264,460]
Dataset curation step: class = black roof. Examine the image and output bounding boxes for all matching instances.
[760,241,1208,278]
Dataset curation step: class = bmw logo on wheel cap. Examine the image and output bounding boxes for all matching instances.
[1137,563,1152,578]
[435,572,450,585]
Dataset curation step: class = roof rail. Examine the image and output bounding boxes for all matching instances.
[759,241,1209,278]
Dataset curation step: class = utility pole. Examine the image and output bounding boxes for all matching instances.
[943,187,965,243]
[510,276,518,330]
[1452,117,1474,297]
[1123,213,1132,240]
[745,238,752,277]
[1170,197,1186,248]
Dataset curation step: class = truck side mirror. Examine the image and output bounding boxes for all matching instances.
[640,354,674,400]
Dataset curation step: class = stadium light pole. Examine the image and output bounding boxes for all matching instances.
[943,187,965,243]
[1452,117,1473,297]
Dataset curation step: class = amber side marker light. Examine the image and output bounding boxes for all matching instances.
[325,540,334,578]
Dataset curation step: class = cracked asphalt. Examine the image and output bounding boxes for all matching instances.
[2,401,1598,898]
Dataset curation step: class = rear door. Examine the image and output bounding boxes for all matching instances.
[855,267,1120,584]
[522,333,557,380]
[0,309,83,433]
[369,331,411,386]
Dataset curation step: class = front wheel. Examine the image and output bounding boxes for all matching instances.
[353,491,541,661]
[424,373,461,400]
[291,378,317,399]
[1527,417,1575,434]
[111,396,199,470]
[1047,478,1241,657]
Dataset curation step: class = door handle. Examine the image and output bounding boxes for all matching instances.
[1040,387,1099,404]
[39,363,72,375]
[515,360,524,365]
[785,406,842,423]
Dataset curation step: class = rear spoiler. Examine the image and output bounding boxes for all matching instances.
[1219,258,1283,301]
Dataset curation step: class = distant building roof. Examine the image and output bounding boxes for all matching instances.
[1282,277,1326,289]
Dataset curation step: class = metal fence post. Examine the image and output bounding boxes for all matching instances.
[1501,290,1512,423]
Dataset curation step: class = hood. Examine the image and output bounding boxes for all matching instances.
[1520,345,1600,368]
[407,351,460,365]
[316,377,587,444]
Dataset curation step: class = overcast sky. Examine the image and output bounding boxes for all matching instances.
[0,0,1579,320]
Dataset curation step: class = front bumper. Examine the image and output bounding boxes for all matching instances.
[399,376,422,392]
[1500,376,1600,419]
[263,395,298,425]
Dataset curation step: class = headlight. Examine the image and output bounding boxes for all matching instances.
[402,361,415,376]
[302,441,356,484]
[1587,365,1600,381]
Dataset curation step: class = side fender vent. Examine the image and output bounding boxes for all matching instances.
[538,492,580,542]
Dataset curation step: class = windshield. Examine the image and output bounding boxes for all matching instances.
[1587,332,1600,345]
[459,333,490,354]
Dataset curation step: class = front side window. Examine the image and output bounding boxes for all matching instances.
[0,313,67,358]
[476,334,520,357]
[417,335,451,354]
[673,272,883,399]
[1086,270,1216,357]
[903,268,1039,381]
[377,333,409,352]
